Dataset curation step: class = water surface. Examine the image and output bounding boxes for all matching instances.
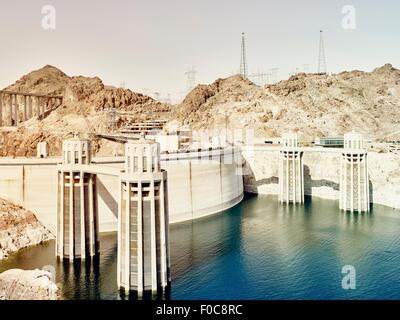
[1,195,400,299]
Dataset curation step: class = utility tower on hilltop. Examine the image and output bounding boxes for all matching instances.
[184,67,197,92]
[318,30,327,74]
[267,68,279,84]
[109,108,117,132]
[239,32,248,77]
[249,71,267,86]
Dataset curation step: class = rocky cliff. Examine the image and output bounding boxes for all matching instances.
[0,198,54,260]
[0,269,58,300]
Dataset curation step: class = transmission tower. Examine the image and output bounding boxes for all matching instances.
[318,30,327,74]
[154,92,161,101]
[109,108,117,132]
[184,67,197,92]
[165,93,171,104]
[267,68,279,84]
[249,71,267,86]
[239,32,248,77]
[302,64,310,73]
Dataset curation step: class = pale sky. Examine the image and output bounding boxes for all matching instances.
[1,0,400,102]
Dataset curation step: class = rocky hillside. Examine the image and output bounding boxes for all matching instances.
[1,64,399,157]
[0,65,171,157]
[174,64,400,142]
[0,198,54,260]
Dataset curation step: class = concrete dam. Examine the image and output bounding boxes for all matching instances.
[1,131,400,295]
[0,147,244,234]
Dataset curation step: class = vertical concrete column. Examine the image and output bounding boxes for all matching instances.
[13,95,18,126]
[35,96,39,118]
[279,132,304,204]
[159,177,169,286]
[10,95,14,126]
[0,92,3,127]
[56,133,99,261]
[8,94,12,126]
[23,95,27,121]
[118,135,170,295]
[339,132,369,212]
[28,95,33,119]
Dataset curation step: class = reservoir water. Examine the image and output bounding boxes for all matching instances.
[1,194,400,300]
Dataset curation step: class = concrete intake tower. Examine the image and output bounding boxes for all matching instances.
[56,133,99,260]
[279,132,304,204]
[118,136,170,295]
[339,132,370,212]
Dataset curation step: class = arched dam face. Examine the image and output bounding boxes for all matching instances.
[0,149,244,233]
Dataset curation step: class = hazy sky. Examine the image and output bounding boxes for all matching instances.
[1,0,400,102]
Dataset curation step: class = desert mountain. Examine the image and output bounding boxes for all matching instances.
[175,64,400,142]
[1,64,399,157]
[0,65,171,157]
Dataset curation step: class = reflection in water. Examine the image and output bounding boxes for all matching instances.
[1,194,400,299]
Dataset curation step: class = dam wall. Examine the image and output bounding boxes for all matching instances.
[0,148,244,234]
[242,146,400,210]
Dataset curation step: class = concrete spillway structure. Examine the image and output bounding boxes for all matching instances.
[340,132,370,212]
[279,132,304,204]
[118,136,170,295]
[56,134,99,260]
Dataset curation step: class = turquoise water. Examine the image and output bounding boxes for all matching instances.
[1,194,400,300]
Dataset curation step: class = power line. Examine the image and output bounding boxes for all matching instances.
[302,64,310,73]
[267,68,279,84]
[109,108,117,132]
[249,71,267,86]
[184,67,197,92]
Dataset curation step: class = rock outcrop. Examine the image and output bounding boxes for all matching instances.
[0,269,58,300]
[0,198,54,260]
